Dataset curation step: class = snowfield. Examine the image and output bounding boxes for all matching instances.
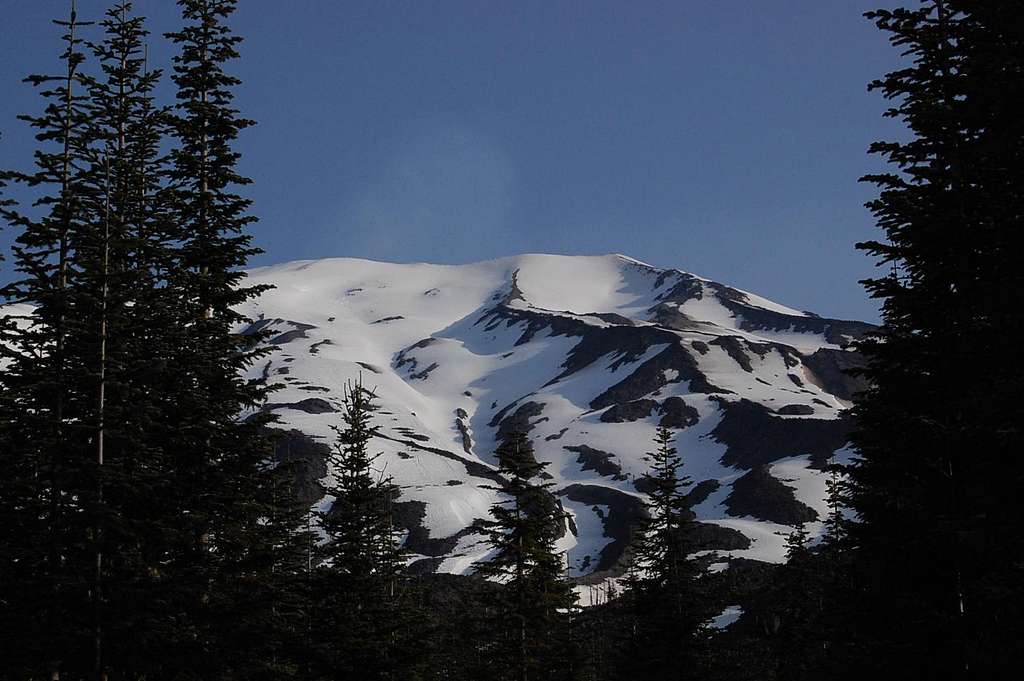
[238,254,872,579]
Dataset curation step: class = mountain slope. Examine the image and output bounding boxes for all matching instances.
[239,254,872,579]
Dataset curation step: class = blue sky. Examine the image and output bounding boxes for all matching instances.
[1,1,904,322]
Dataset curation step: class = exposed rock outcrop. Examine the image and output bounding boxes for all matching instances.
[711,398,852,469]
[724,465,819,526]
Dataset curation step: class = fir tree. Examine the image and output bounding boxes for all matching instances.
[1,2,311,678]
[0,4,207,677]
[0,3,98,677]
[757,526,823,681]
[812,461,851,680]
[311,381,411,680]
[72,6,188,676]
[620,426,709,681]
[124,2,314,670]
[0,134,12,226]
[819,460,847,553]
[474,431,577,681]
[157,1,307,676]
[840,2,1024,677]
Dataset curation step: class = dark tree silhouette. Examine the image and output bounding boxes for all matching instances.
[841,1,1024,678]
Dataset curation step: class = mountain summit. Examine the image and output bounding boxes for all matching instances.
[240,254,872,580]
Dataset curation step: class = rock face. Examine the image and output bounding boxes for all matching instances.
[264,397,337,414]
[563,445,628,481]
[724,465,819,526]
[238,253,872,578]
[710,398,854,469]
[269,429,330,507]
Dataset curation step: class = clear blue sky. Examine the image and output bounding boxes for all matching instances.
[1,1,905,322]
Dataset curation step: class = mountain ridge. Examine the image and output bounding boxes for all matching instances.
[238,253,871,584]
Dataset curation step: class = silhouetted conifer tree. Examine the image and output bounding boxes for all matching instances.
[2,2,311,678]
[0,135,12,222]
[310,381,415,680]
[475,431,577,681]
[155,0,307,675]
[72,4,175,676]
[619,426,710,681]
[758,526,823,681]
[0,4,99,677]
[839,2,1024,678]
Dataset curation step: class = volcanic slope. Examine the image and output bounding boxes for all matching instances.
[239,254,872,579]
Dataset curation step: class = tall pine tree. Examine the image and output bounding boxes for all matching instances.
[76,5,199,676]
[0,134,12,230]
[0,4,99,677]
[310,380,412,681]
[620,426,710,681]
[474,431,577,681]
[158,1,316,677]
[840,1,1024,677]
[2,2,312,678]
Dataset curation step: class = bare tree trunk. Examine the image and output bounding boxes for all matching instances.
[199,16,211,321]
[48,4,82,678]
[932,2,970,674]
[93,151,111,681]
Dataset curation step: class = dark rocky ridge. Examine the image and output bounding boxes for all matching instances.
[691,522,752,553]
[376,433,503,486]
[394,338,439,376]
[684,479,721,507]
[491,400,546,441]
[711,398,852,469]
[724,465,819,526]
[599,399,659,423]
[563,445,627,481]
[801,346,870,401]
[704,281,876,347]
[559,482,751,584]
[777,404,815,416]
[454,409,473,453]
[558,484,646,580]
[394,500,476,557]
[264,397,337,414]
[591,342,721,409]
[597,396,699,429]
[241,317,317,345]
[478,303,725,403]
[658,396,700,428]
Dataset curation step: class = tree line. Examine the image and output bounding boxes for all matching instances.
[2,1,1020,680]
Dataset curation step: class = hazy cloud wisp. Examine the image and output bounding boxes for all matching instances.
[341,122,516,263]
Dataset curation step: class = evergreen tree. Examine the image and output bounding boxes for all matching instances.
[157,1,313,676]
[76,5,232,676]
[474,431,577,681]
[840,2,1024,677]
[213,447,317,681]
[620,426,709,680]
[0,135,12,227]
[0,4,99,677]
[1,2,311,678]
[311,381,411,680]
[750,526,823,681]
[812,462,851,680]
[819,461,847,554]
[1,4,210,677]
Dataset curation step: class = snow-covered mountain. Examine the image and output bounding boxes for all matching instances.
[240,254,873,581]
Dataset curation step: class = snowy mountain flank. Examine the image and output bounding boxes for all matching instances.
[240,254,873,581]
